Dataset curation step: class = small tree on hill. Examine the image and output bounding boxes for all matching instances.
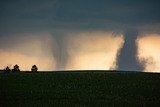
[12,64,20,72]
[4,66,11,73]
[31,65,38,72]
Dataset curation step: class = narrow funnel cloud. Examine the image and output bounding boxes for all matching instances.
[118,29,144,71]
[52,32,70,70]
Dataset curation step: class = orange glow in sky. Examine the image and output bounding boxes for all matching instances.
[0,33,55,71]
[137,34,160,72]
[3,32,160,72]
[0,32,124,71]
[65,32,124,70]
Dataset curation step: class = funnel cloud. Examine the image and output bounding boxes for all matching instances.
[118,29,144,71]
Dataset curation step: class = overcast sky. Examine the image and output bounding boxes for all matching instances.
[0,0,160,71]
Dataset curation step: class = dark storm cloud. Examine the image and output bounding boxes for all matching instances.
[0,0,160,70]
[54,0,160,25]
[1,0,160,32]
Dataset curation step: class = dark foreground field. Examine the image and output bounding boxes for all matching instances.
[0,71,160,107]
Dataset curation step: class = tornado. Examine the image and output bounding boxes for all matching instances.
[53,33,69,70]
[118,29,144,71]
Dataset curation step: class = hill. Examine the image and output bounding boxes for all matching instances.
[0,71,160,107]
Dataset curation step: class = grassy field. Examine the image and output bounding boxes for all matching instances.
[0,71,160,107]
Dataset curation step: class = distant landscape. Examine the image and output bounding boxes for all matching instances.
[1,71,160,107]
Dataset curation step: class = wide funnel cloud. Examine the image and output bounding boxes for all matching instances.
[118,29,144,71]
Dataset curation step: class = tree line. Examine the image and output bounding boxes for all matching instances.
[4,64,38,73]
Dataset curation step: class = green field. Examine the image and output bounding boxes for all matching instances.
[0,71,160,107]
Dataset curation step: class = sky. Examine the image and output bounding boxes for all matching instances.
[0,0,160,72]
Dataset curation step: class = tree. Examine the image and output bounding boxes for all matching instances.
[4,66,11,73]
[31,65,38,72]
[12,64,20,72]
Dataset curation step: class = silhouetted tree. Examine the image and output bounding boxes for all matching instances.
[4,66,11,73]
[31,65,38,72]
[12,64,20,72]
